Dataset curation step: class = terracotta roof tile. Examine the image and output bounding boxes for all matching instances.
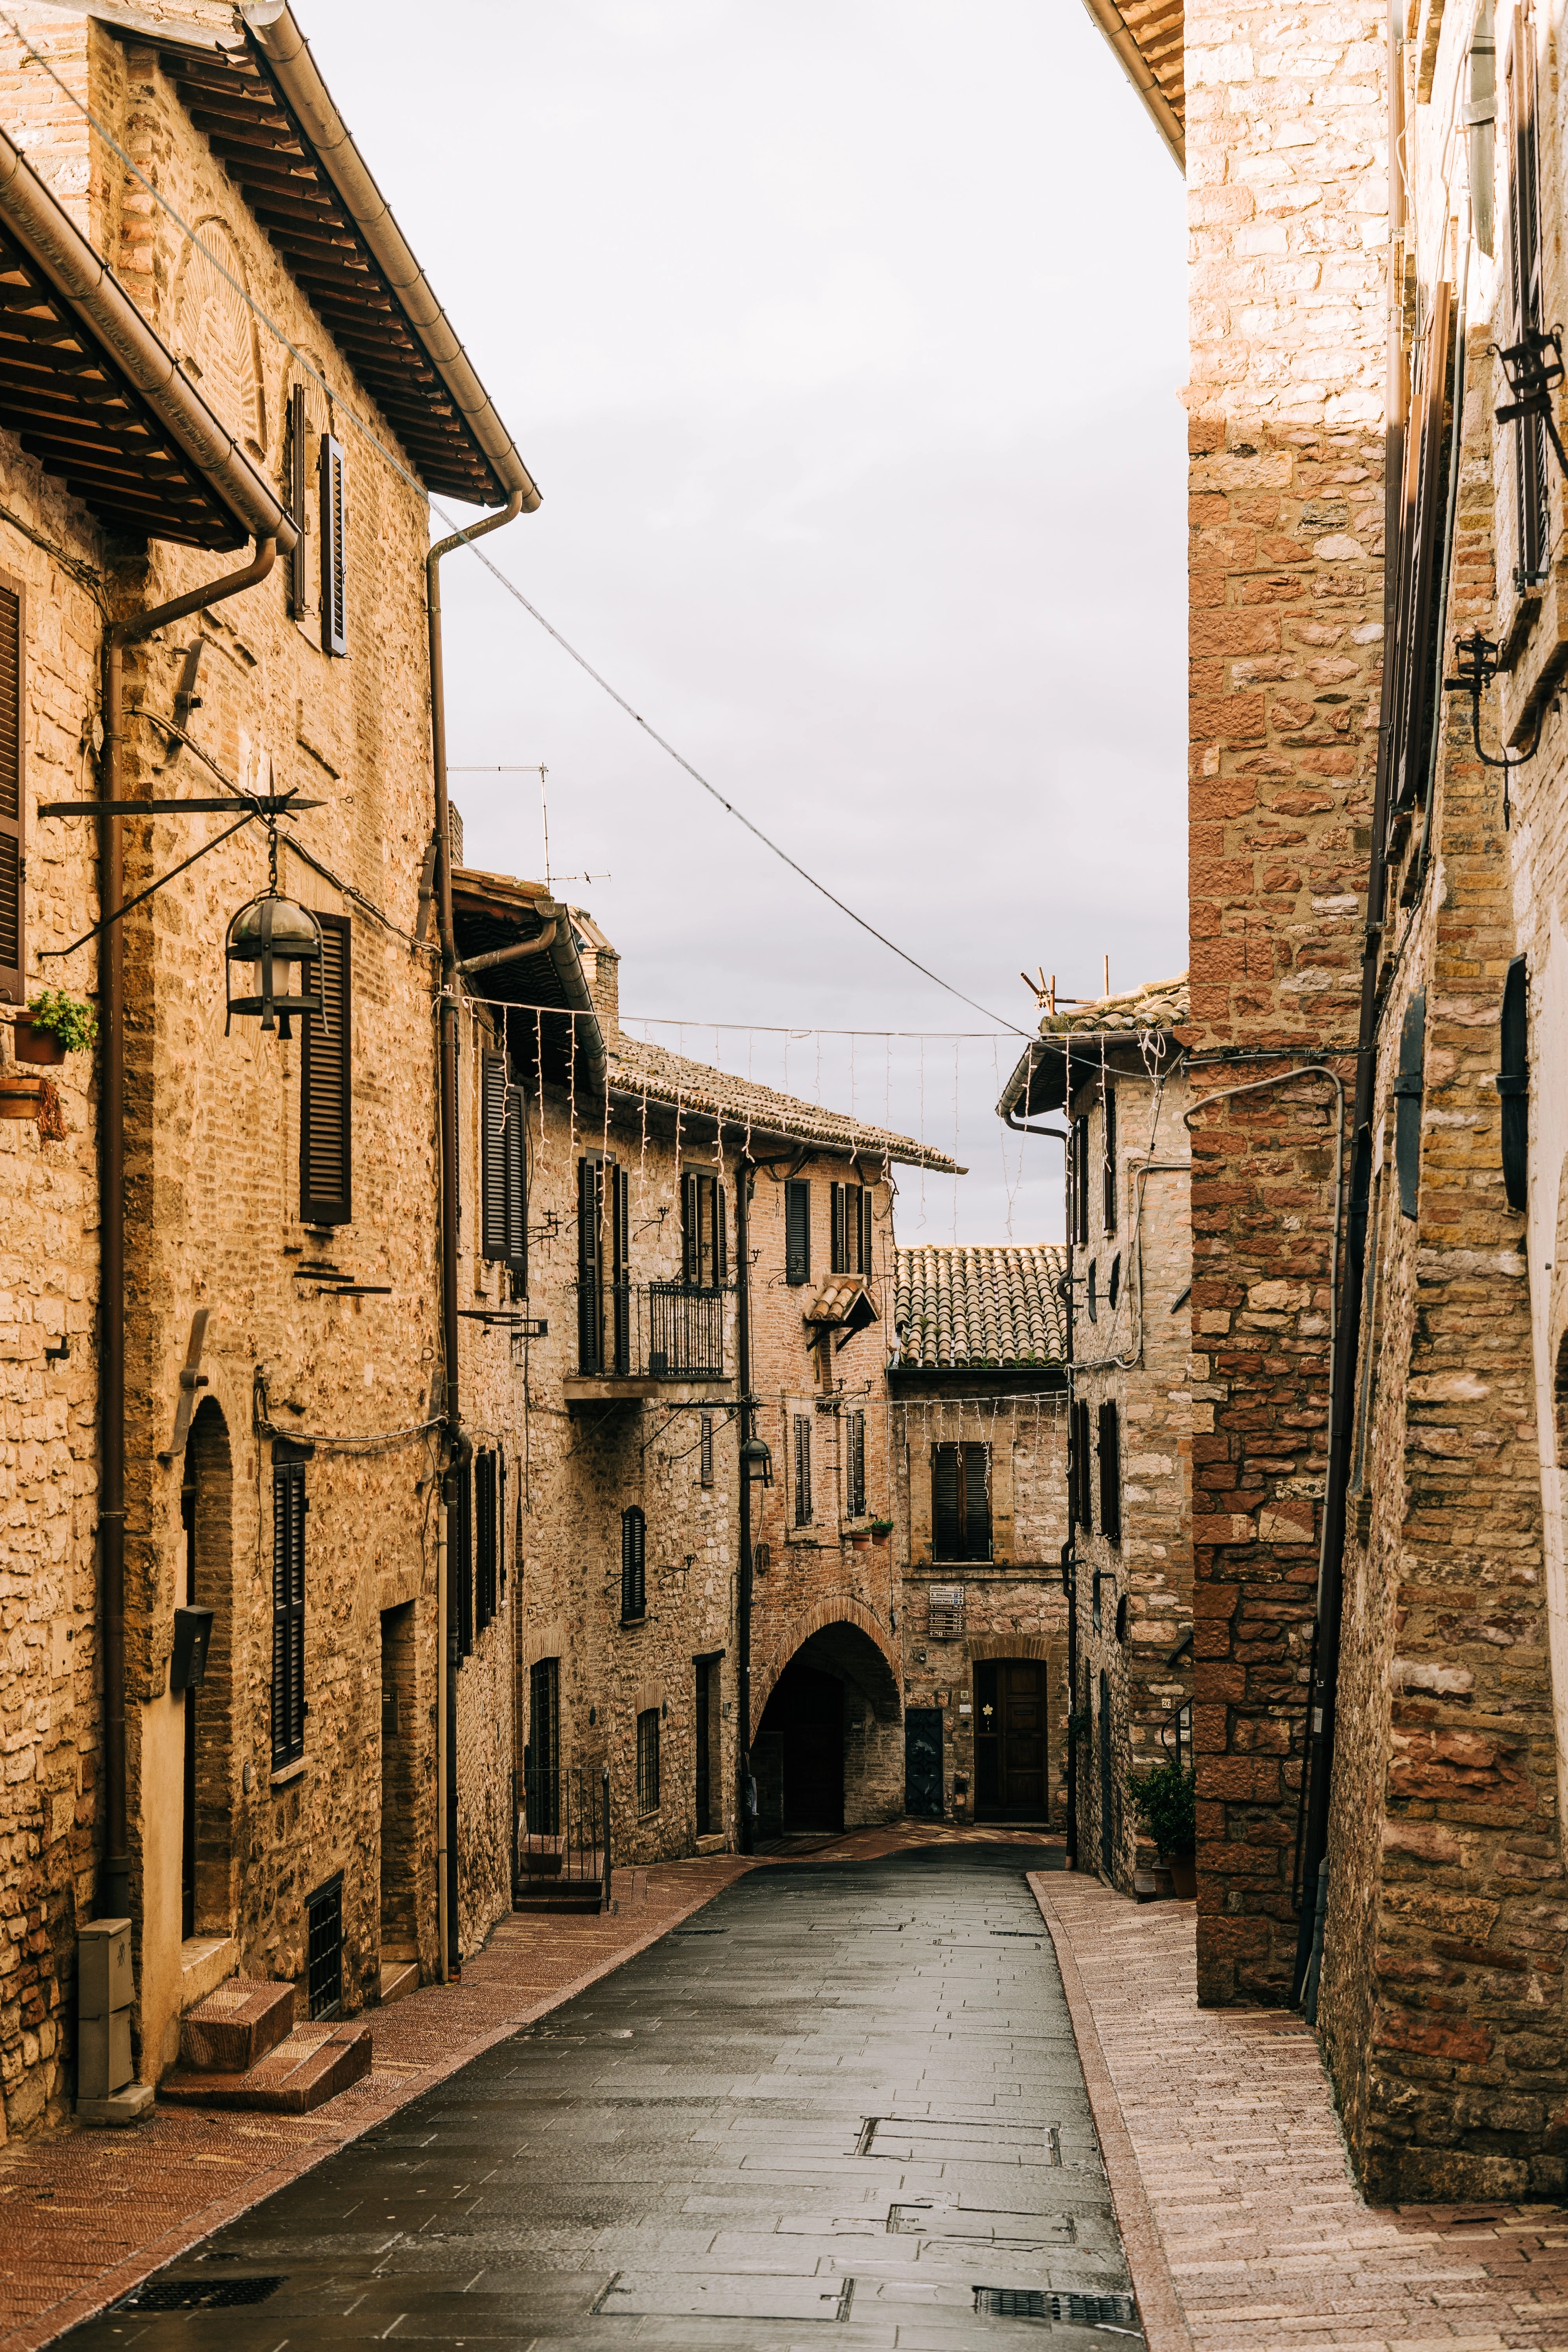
[607,1035,961,1171]
[893,1243,1067,1370]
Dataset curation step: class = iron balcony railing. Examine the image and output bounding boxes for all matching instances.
[517,1763,612,1910]
[576,1280,727,1380]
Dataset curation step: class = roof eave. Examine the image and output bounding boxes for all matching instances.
[1078,0,1186,169]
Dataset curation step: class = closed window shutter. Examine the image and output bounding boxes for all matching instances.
[715,1183,728,1283]
[963,1444,991,1560]
[622,1506,646,1619]
[1103,1089,1118,1235]
[1072,1400,1093,1531]
[682,1171,699,1283]
[0,578,22,1004]
[612,1163,630,1374]
[319,432,347,656]
[578,1158,602,1373]
[505,1082,526,1279]
[455,1456,474,1659]
[932,1444,960,1558]
[476,1450,495,1633]
[793,1415,812,1526]
[1394,990,1427,1220]
[785,1180,810,1286]
[830,1182,847,1273]
[301,914,351,1225]
[481,1051,508,1261]
[288,384,312,619]
[858,1187,873,1276]
[849,1411,866,1517]
[271,1462,305,1769]
[1098,1402,1122,1546]
[1498,955,1528,1210]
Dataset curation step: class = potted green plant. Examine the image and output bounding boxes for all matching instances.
[869,1519,893,1545]
[1131,1761,1197,1898]
[13,989,97,1065]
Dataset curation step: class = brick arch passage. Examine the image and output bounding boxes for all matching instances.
[751,1596,900,1736]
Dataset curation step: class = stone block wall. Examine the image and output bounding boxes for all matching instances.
[1186,0,1387,2002]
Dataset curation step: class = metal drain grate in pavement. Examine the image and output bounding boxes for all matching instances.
[116,2276,286,2312]
[973,2287,1140,2330]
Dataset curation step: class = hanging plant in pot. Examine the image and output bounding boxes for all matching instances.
[1131,1761,1198,1899]
[12,989,97,1066]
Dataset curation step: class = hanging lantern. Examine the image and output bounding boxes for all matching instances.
[740,1435,773,1488]
[224,890,323,1037]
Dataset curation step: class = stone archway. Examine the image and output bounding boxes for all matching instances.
[752,1613,902,1838]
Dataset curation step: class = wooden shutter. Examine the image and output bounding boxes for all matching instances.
[793,1415,812,1526]
[319,431,347,657]
[455,1456,474,1659]
[682,1171,699,1284]
[1072,1400,1093,1531]
[1102,1089,1118,1236]
[301,914,351,1225]
[0,577,22,1005]
[830,1182,847,1273]
[288,385,312,619]
[785,1179,810,1286]
[498,1452,507,1604]
[1507,16,1549,577]
[621,1506,645,1620]
[476,1450,495,1634]
[1098,1403,1122,1545]
[932,1444,960,1558]
[1394,991,1427,1220]
[1072,1119,1090,1246]
[270,1461,306,1769]
[857,1186,873,1276]
[577,1158,602,1373]
[849,1411,866,1518]
[612,1163,630,1374]
[1498,956,1528,1210]
[715,1183,728,1283]
[481,1051,508,1261]
[505,1085,526,1281]
[963,1444,991,1561]
[1390,285,1454,820]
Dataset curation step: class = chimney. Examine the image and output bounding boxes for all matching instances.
[589,944,619,1038]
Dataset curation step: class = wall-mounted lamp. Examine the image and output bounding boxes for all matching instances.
[740,1436,773,1488]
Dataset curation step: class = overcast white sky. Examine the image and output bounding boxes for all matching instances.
[309,0,1188,1244]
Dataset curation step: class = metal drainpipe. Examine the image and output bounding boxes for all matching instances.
[426,491,524,1978]
[735,1149,755,1856]
[1288,0,1406,2006]
[98,537,278,1924]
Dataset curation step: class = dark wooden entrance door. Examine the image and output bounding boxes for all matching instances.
[904,1708,944,1818]
[974,1660,1047,1822]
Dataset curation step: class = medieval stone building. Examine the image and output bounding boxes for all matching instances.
[889,1243,1070,1829]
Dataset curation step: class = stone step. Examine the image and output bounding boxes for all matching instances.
[514,1882,605,1915]
[179,1976,295,2074]
[378,1959,419,2007]
[160,2020,372,2114]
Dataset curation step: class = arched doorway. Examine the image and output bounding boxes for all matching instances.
[182,1400,234,1939]
[753,1619,901,1837]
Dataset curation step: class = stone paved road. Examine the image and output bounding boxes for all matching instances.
[63,1847,1140,2350]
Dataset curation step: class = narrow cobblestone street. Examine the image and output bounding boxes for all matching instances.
[51,1846,1134,2352]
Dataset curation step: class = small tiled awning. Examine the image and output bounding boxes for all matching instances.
[804,1277,880,1336]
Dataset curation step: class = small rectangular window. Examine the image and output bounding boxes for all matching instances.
[481,1051,527,1281]
[847,1410,866,1518]
[1102,1088,1118,1236]
[931,1443,991,1561]
[793,1415,813,1526]
[682,1170,726,1288]
[1097,1401,1122,1547]
[270,1460,305,1770]
[305,1873,343,2020]
[0,575,23,1006]
[300,913,351,1226]
[784,1178,811,1286]
[636,1707,661,1814]
[319,431,347,656]
[700,1412,715,1489]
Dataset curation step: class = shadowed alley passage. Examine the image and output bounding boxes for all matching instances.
[60,1847,1140,2350]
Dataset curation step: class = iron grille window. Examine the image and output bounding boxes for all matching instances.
[1071,1398,1093,1530]
[481,1051,527,1281]
[0,575,22,1006]
[784,1178,811,1286]
[319,431,347,655]
[1102,1086,1117,1235]
[830,1182,871,1274]
[1097,1400,1122,1546]
[846,1410,866,1518]
[931,1442,991,1561]
[300,913,351,1226]
[305,1873,342,2019]
[454,1455,474,1659]
[475,1448,499,1634]
[700,1412,714,1488]
[682,1170,727,1288]
[636,1707,660,1814]
[621,1505,646,1621]
[270,1459,305,1770]
[793,1416,813,1525]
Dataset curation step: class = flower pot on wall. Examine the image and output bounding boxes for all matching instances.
[850,1531,870,1549]
[11,1018,65,1065]
[0,1071,44,1117]
[1168,1856,1197,1900]
[870,1525,891,1545]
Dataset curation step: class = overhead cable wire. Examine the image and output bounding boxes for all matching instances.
[2,10,1029,1040]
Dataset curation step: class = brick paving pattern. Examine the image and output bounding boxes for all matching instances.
[0,1825,1054,2352]
[1036,1877,1568,2350]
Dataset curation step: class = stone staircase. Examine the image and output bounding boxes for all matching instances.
[514,1847,607,1917]
[160,1976,372,2114]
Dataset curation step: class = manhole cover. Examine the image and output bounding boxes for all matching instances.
[116,2277,285,2312]
[973,2286,1140,2330]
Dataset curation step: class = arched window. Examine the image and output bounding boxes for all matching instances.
[621,1506,646,1622]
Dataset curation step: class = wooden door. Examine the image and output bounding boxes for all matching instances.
[975,1660,1047,1821]
[904,1708,944,1818]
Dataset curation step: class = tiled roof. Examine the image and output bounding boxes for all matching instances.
[1079,0,1185,167]
[1038,974,1189,1040]
[893,1245,1067,1370]
[607,1034,961,1171]
[997,973,1189,1123]
[806,1277,880,1328]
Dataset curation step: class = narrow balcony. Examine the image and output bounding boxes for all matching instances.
[564,1280,731,1402]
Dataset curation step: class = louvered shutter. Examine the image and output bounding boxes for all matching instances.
[497,1452,507,1604]
[793,1416,812,1526]
[475,1450,492,1633]
[858,1187,873,1276]
[271,1461,306,1769]
[682,1171,699,1284]
[319,432,347,657]
[612,1163,630,1374]
[288,385,312,619]
[621,1506,646,1620]
[1073,1400,1093,1531]
[0,578,22,1004]
[1098,1403,1122,1546]
[963,1444,991,1561]
[300,914,351,1225]
[932,1445,960,1559]
[1102,1090,1118,1236]
[481,1051,508,1261]
[455,1456,474,1659]
[1394,991,1427,1220]
[1498,956,1528,1210]
[715,1183,728,1283]
[577,1158,602,1373]
[505,1085,526,1279]
[785,1179,810,1286]
[1390,286,1454,818]
[830,1182,847,1273]
[849,1411,866,1518]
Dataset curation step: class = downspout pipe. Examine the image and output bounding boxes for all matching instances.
[99,537,281,1923]
[735,1145,755,1856]
[1289,0,1406,2006]
[428,490,525,1978]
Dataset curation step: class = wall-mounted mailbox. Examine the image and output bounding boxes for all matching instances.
[170,1606,214,1694]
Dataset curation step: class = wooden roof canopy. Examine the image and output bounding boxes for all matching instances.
[0,221,254,548]
[160,41,507,506]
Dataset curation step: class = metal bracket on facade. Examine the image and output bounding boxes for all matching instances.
[156,1308,211,1466]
